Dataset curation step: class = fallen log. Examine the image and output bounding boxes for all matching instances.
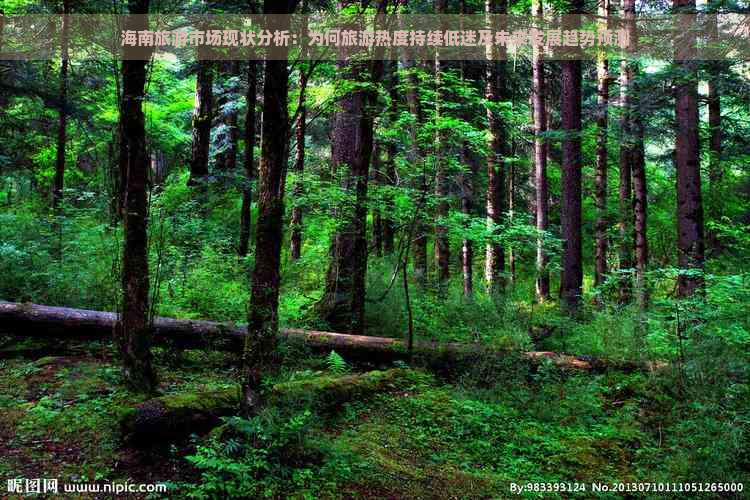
[0,301,659,372]
[119,369,431,445]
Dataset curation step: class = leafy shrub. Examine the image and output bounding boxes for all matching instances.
[183,410,359,498]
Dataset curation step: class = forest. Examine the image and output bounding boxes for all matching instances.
[0,0,749,498]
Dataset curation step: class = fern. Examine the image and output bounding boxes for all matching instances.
[325,350,349,375]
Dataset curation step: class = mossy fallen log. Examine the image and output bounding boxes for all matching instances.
[0,301,660,373]
[0,337,90,360]
[119,369,431,445]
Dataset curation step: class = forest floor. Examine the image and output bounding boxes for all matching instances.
[0,337,746,499]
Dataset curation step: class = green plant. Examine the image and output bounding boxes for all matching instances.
[325,350,349,376]
[182,410,355,498]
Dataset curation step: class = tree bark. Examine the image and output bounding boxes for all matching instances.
[289,62,307,261]
[52,0,70,217]
[707,79,721,185]
[116,0,157,393]
[705,9,722,254]
[484,0,508,295]
[618,0,636,302]
[674,0,704,297]
[404,59,427,287]
[188,58,213,186]
[241,0,297,415]
[316,41,383,332]
[433,0,450,289]
[531,0,550,302]
[460,148,476,298]
[372,143,384,258]
[507,144,516,283]
[594,0,609,289]
[632,110,648,308]
[559,0,584,313]
[707,11,722,190]
[215,61,240,172]
[382,60,398,256]
[238,61,258,257]
[0,302,660,373]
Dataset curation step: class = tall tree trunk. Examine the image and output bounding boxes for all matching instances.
[189,58,213,186]
[53,0,70,217]
[632,109,648,308]
[382,60,398,256]
[214,61,240,172]
[618,0,636,302]
[674,0,704,297]
[594,0,609,289]
[531,0,550,302]
[405,60,427,286]
[460,148,478,297]
[115,60,127,220]
[372,143,384,258]
[289,65,307,261]
[559,0,584,313]
[316,4,386,333]
[238,61,258,257]
[507,144,516,283]
[706,9,722,254]
[707,78,721,186]
[484,0,508,294]
[116,0,157,394]
[433,0,450,289]
[241,0,297,415]
[707,9,722,190]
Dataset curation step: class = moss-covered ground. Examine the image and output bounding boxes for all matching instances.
[0,339,747,499]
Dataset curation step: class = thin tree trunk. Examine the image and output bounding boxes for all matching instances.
[707,9,722,190]
[238,61,258,257]
[214,61,240,172]
[433,0,449,289]
[460,151,477,298]
[674,0,704,297]
[382,60,398,256]
[116,0,157,394]
[289,63,307,261]
[532,0,549,302]
[618,0,636,301]
[189,58,213,186]
[484,0,508,294]
[405,59,427,287]
[707,79,721,185]
[241,0,297,416]
[632,110,648,308]
[227,64,240,175]
[507,143,516,283]
[559,0,584,313]
[705,9,722,253]
[53,0,70,217]
[372,143,384,258]
[114,60,127,220]
[594,0,609,289]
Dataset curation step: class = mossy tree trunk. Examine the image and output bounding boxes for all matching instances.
[116,0,158,394]
[241,0,298,416]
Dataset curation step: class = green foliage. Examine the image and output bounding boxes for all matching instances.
[183,410,359,499]
[325,350,349,376]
